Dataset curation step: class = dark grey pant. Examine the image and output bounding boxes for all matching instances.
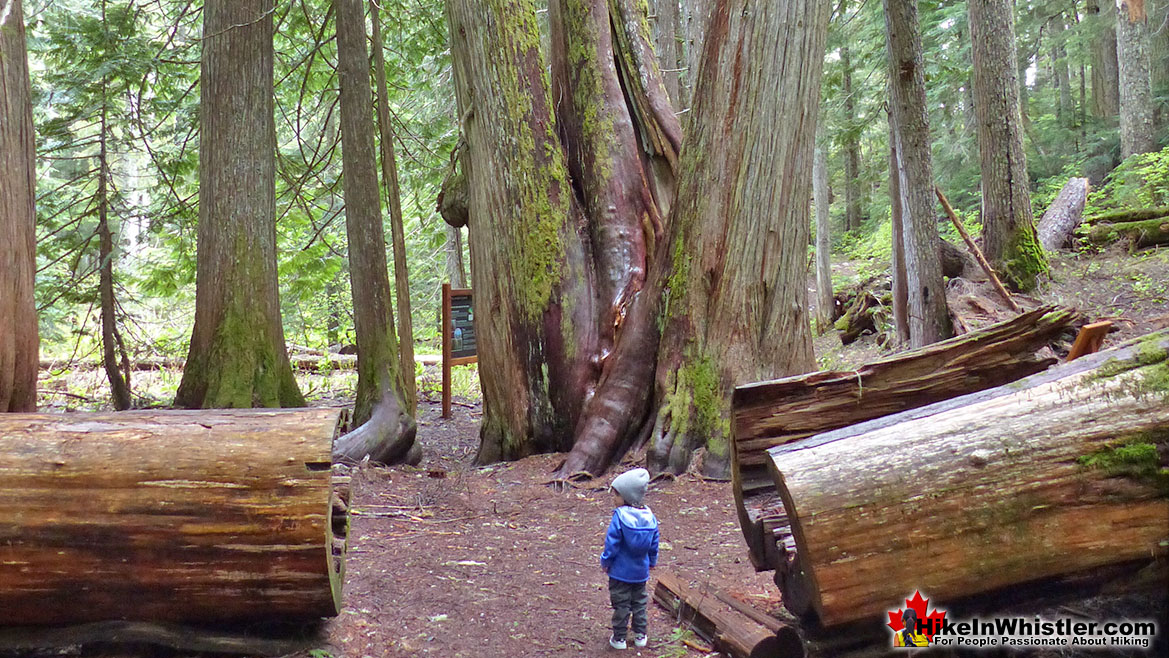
[609,578,648,641]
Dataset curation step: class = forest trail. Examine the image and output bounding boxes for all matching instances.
[298,401,776,658]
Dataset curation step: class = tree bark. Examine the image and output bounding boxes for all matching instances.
[680,0,714,113]
[883,0,952,347]
[446,0,599,462]
[641,0,826,478]
[446,225,468,289]
[176,0,304,410]
[1037,177,1090,250]
[969,0,1049,292]
[888,110,910,345]
[0,0,40,414]
[768,331,1169,627]
[370,0,416,411]
[1052,13,1074,126]
[731,306,1079,572]
[814,139,833,332]
[841,42,862,232]
[1117,0,1156,158]
[1087,0,1121,117]
[0,408,349,625]
[334,0,417,465]
[650,0,682,105]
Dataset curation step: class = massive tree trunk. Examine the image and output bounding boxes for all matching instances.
[369,0,416,412]
[643,0,826,478]
[883,0,952,347]
[969,0,1049,291]
[175,0,304,409]
[333,0,417,465]
[445,0,599,463]
[814,138,833,332]
[0,408,350,624]
[841,42,863,232]
[768,331,1169,627]
[1087,0,1121,117]
[1116,0,1156,158]
[0,0,39,414]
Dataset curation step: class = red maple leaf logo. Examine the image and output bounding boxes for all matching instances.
[887,590,947,641]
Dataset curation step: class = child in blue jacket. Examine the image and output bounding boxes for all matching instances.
[600,468,659,650]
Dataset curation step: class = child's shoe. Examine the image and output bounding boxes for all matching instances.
[633,634,648,647]
[609,635,627,650]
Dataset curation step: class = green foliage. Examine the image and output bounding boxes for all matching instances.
[1086,147,1169,215]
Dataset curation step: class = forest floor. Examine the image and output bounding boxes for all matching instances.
[14,244,1169,658]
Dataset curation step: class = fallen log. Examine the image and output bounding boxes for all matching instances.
[1088,217,1169,249]
[730,306,1080,571]
[767,331,1169,628]
[653,572,803,658]
[1084,206,1169,225]
[833,291,882,346]
[0,408,349,625]
[1037,177,1089,250]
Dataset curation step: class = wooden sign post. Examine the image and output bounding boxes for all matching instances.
[441,284,477,418]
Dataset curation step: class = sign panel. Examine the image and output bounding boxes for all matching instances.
[441,284,477,418]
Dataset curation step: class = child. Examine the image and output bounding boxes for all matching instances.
[600,468,659,650]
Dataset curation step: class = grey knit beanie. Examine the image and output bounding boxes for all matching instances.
[611,468,650,506]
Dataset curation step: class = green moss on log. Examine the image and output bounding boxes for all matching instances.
[1078,440,1169,494]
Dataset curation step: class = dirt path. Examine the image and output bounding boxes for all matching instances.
[297,401,781,658]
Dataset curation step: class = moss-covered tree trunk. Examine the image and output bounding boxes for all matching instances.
[969,0,1049,291]
[331,0,417,465]
[1116,0,1155,158]
[369,0,416,412]
[0,0,39,414]
[884,0,952,347]
[175,0,304,410]
[446,0,600,463]
[645,0,826,477]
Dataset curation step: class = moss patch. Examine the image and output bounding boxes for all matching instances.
[1077,440,1169,493]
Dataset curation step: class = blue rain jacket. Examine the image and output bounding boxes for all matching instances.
[600,505,659,583]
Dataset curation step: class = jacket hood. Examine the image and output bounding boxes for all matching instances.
[616,505,658,530]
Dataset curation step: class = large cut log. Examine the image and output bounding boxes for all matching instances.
[653,572,803,658]
[730,307,1079,571]
[0,408,349,625]
[1037,177,1089,250]
[1088,217,1169,249]
[768,332,1169,628]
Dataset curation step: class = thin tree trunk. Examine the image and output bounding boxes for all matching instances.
[97,69,131,411]
[446,225,467,289]
[1052,15,1074,126]
[1087,0,1122,117]
[1152,0,1169,127]
[841,43,862,232]
[446,0,599,462]
[883,0,952,347]
[0,0,39,413]
[969,0,1049,291]
[888,110,910,345]
[333,0,417,465]
[175,0,304,409]
[814,136,833,332]
[1117,0,1156,158]
[369,0,416,411]
[645,0,825,477]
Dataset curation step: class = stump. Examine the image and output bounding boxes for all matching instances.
[768,332,1169,627]
[0,408,350,625]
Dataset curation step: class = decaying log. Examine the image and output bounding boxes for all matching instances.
[833,291,882,346]
[1088,217,1169,249]
[1037,177,1089,250]
[653,572,803,658]
[731,306,1079,571]
[0,409,349,625]
[1084,206,1169,225]
[938,239,970,278]
[768,331,1169,628]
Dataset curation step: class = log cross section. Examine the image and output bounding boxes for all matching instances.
[0,408,348,625]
